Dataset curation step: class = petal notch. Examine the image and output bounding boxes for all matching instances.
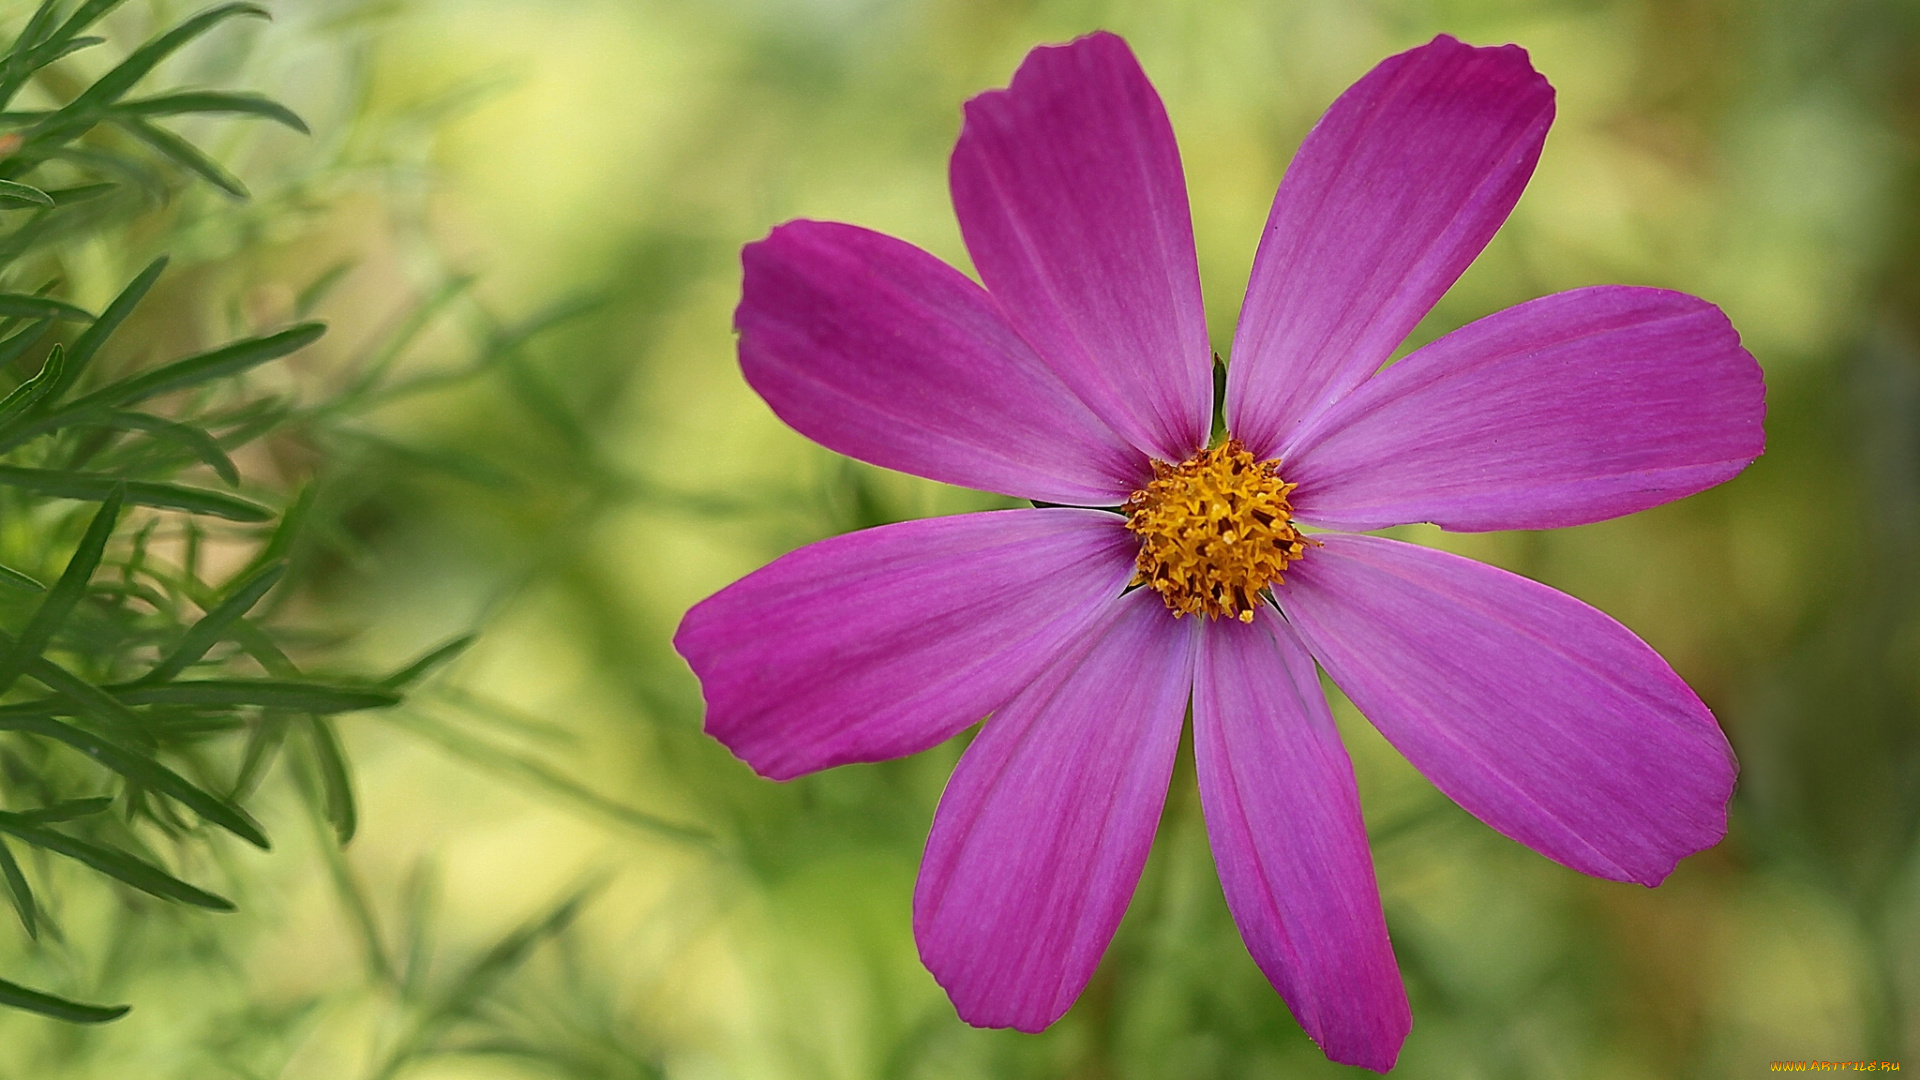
[951,31,1213,463]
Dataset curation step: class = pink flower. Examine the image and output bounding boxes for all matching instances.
[675,32,1761,1072]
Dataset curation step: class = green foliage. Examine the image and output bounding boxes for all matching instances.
[0,0,422,1026]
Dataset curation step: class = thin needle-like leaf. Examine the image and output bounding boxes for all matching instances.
[39,4,270,130]
[111,679,399,713]
[389,709,712,846]
[41,0,131,57]
[345,274,475,399]
[0,563,43,592]
[45,256,165,400]
[39,181,114,205]
[9,0,66,60]
[0,837,35,938]
[0,466,271,520]
[9,647,153,748]
[306,716,355,844]
[67,322,324,411]
[380,634,476,689]
[0,340,62,425]
[229,715,288,801]
[31,35,105,65]
[0,1,105,109]
[0,976,127,1024]
[0,179,52,207]
[91,412,242,485]
[0,318,52,371]
[0,484,121,696]
[0,813,234,909]
[117,91,308,134]
[365,882,603,1080]
[140,562,285,685]
[242,483,311,571]
[0,715,268,849]
[0,294,87,320]
[14,797,115,824]
[111,116,248,199]
[295,261,355,317]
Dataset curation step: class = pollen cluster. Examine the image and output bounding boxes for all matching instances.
[1122,439,1310,622]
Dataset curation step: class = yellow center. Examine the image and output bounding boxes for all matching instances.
[1122,438,1311,623]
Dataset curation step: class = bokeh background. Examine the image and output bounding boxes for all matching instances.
[1,0,1917,1076]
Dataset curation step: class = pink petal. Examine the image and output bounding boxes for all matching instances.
[915,588,1197,1031]
[1284,287,1766,532]
[950,31,1212,464]
[1228,35,1555,458]
[1277,535,1737,886]
[675,509,1136,781]
[738,221,1147,505]
[1194,612,1411,1072]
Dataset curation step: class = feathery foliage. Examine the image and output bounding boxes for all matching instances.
[0,0,432,1025]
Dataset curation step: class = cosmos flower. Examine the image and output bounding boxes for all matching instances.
[675,31,1762,1071]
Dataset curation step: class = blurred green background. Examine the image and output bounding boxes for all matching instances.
[1,0,1917,1076]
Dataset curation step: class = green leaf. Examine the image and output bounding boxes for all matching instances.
[0,975,127,1024]
[112,115,248,199]
[380,634,476,689]
[345,274,475,398]
[114,679,399,714]
[234,482,311,582]
[69,322,325,411]
[91,412,241,485]
[364,882,601,1079]
[0,318,51,371]
[0,1,87,109]
[295,261,355,317]
[0,293,86,320]
[0,837,36,938]
[332,428,519,490]
[40,181,115,205]
[13,797,115,824]
[33,36,105,65]
[43,4,270,128]
[9,648,152,748]
[0,715,269,849]
[40,0,131,57]
[430,883,599,1020]
[0,466,272,521]
[0,179,52,207]
[229,715,288,801]
[0,813,234,910]
[0,484,121,696]
[4,145,160,201]
[50,256,166,400]
[306,716,356,844]
[0,340,62,425]
[9,1,67,60]
[389,710,712,846]
[118,91,308,134]
[140,562,285,684]
[0,563,43,592]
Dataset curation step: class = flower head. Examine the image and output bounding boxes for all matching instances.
[1123,439,1311,622]
[676,31,1762,1072]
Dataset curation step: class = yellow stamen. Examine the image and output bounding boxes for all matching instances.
[1122,438,1312,622]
